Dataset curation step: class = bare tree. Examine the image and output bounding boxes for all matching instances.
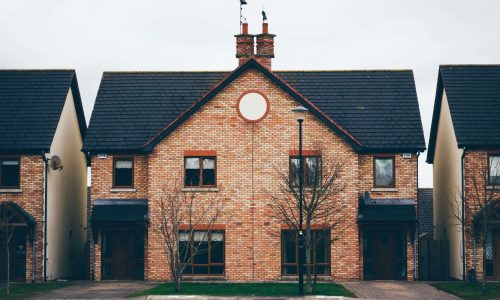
[447,154,500,290]
[266,148,348,293]
[155,180,225,293]
[0,202,17,296]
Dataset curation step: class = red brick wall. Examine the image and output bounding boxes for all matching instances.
[0,155,45,282]
[463,150,500,280]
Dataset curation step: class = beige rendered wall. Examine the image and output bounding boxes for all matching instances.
[432,90,464,280]
[46,88,87,279]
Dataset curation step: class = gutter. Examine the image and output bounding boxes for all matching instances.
[415,151,420,281]
[42,152,48,282]
[32,224,36,282]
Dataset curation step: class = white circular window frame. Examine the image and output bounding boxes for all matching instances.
[236,91,270,123]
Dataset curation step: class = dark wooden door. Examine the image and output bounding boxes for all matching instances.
[0,232,26,282]
[372,232,396,279]
[495,231,500,281]
[112,232,135,280]
[102,230,140,280]
[364,230,406,280]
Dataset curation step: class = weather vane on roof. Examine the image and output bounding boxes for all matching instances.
[262,9,267,23]
[240,0,247,30]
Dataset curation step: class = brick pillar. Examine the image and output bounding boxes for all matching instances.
[255,22,275,69]
[235,22,255,66]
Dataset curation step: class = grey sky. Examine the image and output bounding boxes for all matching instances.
[1,0,500,187]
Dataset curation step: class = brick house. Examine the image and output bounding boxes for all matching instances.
[427,65,500,281]
[0,70,88,282]
[83,22,425,281]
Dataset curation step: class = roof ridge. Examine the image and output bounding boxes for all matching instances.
[103,70,231,74]
[0,69,75,72]
[275,69,413,72]
[440,64,500,67]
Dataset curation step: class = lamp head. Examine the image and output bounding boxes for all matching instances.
[292,105,308,121]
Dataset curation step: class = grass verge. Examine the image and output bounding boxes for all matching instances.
[130,282,355,297]
[431,282,500,300]
[0,282,70,299]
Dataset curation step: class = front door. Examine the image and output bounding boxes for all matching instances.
[0,232,27,282]
[364,230,407,280]
[101,229,144,280]
[486,230,500,281]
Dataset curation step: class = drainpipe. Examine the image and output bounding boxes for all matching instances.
[461,148,466,280]
[32,225,36,282]
[415,151,420,281]
[91,233,95,280]
[42,152,48,282]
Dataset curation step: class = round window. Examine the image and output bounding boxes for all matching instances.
[236,92,270,123]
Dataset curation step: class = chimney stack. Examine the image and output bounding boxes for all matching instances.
[255,22,275,69]
[235,22,255,66]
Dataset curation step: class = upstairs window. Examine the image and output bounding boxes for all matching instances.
[0,158,20,188]
[290,156,322,187]
[113,157,133,188]
[185,157,216,187]
[374,156,395,188]
[488,155,500,186]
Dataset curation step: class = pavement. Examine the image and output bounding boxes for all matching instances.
[27,281,154,300]
[342,281,461,300]
[24,281,459,300]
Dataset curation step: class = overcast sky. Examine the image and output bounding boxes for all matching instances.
[1,0,500,187]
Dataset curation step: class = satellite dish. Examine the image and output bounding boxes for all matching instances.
[49,155,63,171]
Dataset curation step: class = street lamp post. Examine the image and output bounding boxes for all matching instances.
[292,105,308,296]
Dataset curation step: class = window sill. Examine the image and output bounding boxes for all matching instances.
[280,275,332,282]
[182,275,226,281]
[110,188,137,192]
[0,188,22,193]
[181,187,220,192]
[486,186,500,190]
[371,187,398,192]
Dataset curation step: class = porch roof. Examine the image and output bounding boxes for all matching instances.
[358,198,417,224]
[91,199,149,224]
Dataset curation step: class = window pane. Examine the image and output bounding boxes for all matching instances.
[179,240,190,264]
[193,266,209,274]
[185,158,200,186]
[193,241,209,264]
[282,231,296,264]
[306,157,321,186]
[1,159,20,187]
[114,159,133,187]
[210,240,224,263]
[290,158,300,186]
[210,265,224,275]
[375,158,394,187]
[489,156,500,185]
[315,232,328,263]
[202,158,215,186]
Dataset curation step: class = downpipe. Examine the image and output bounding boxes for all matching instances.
[42,152,48,282]
[461,148,467,280]
[32,225,36,282]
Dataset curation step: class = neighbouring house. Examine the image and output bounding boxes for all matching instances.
[427,65,500,281]
[0,70,88,282]
[418,188,434,239]
[83,22,425,282]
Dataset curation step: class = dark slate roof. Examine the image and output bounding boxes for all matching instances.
[91,198,148,223]
[276,70,425,151]
[418,188,434,238]
[358,197,417,223]
[84,59,425,153]
[0,70,87,153]
[427,65,500,163]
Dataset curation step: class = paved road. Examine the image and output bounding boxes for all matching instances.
[343,281,460,300]
[28,281,154,300]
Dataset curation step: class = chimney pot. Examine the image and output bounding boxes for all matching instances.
[262,22,268,34]
[242,22,248,34]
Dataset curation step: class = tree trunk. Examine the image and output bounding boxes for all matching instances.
[305,222,312,293]
[6,246,10,295]
[174,276,182,293]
